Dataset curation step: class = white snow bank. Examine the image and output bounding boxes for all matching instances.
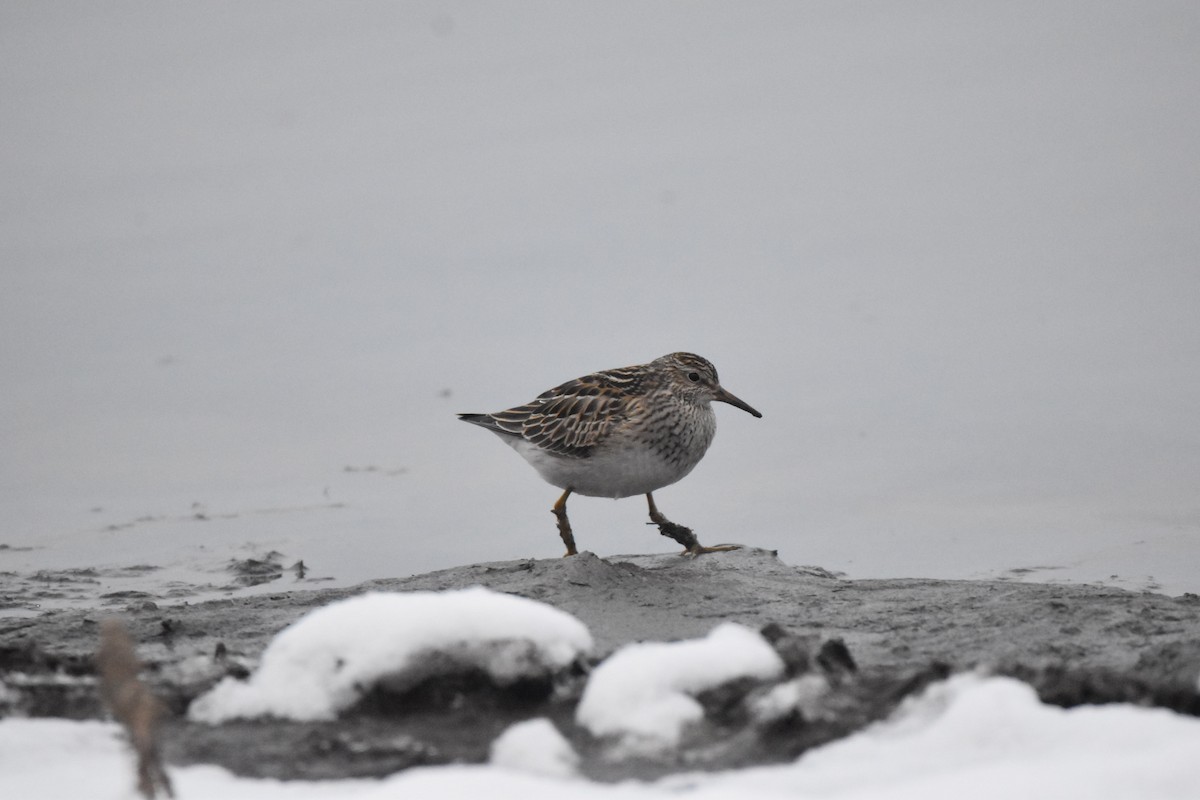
[490,718,580,778]
[7,675,1200,799]
[0,718,382,800]
[683,673,1200,799]
[576,622,784,748]
[189,588,592,722]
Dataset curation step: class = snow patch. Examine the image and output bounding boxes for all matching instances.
[490,718,580,778]
[576,622,784,748]
[189,588,592,722]
[684,673,1200,799]
[751,674,833,723]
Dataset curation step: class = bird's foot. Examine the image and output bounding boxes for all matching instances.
[681,542,742,556]
[650,520,739,555]
[649,518,699,550]
[646,495,739,556]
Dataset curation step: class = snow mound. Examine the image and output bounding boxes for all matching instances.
[490,718,580,778]
[685,673,1200,799]
[752,674,833,723]
[189,588,592,722]
[575,622,784,748]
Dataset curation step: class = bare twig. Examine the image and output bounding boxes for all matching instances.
[96,619,174,799]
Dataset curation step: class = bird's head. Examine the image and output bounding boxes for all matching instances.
[655,352,762,418]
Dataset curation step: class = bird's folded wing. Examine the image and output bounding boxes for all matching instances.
[492,385,627,458]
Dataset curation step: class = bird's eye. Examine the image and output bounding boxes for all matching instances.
[687,372,701,382]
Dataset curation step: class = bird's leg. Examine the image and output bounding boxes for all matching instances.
[552,488,578,556]
[645,492,740,555]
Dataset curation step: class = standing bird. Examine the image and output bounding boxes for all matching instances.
[458,352,762,556]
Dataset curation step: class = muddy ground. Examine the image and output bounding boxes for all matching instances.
[2,547,1199,782]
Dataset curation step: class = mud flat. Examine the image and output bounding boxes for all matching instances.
[2,548,1199,781]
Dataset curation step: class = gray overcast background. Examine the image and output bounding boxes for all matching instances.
[3,2,1198,595]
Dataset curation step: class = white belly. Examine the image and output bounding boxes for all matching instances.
[506,437,704,498]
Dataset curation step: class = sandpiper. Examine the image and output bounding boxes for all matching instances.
[458,352,762,556]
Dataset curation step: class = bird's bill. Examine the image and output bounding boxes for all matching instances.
[714,386,763,418]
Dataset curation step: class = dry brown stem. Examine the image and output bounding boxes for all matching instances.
[96,619,174,799]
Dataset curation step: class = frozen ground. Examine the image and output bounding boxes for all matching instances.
[2,6,1199,596]
[3,548,1199,794]
[3,547,1200,799]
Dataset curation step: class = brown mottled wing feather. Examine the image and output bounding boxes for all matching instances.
[484,366,647,458]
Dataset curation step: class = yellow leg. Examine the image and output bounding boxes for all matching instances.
[646,492,740,555]
[552,489,578,556]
